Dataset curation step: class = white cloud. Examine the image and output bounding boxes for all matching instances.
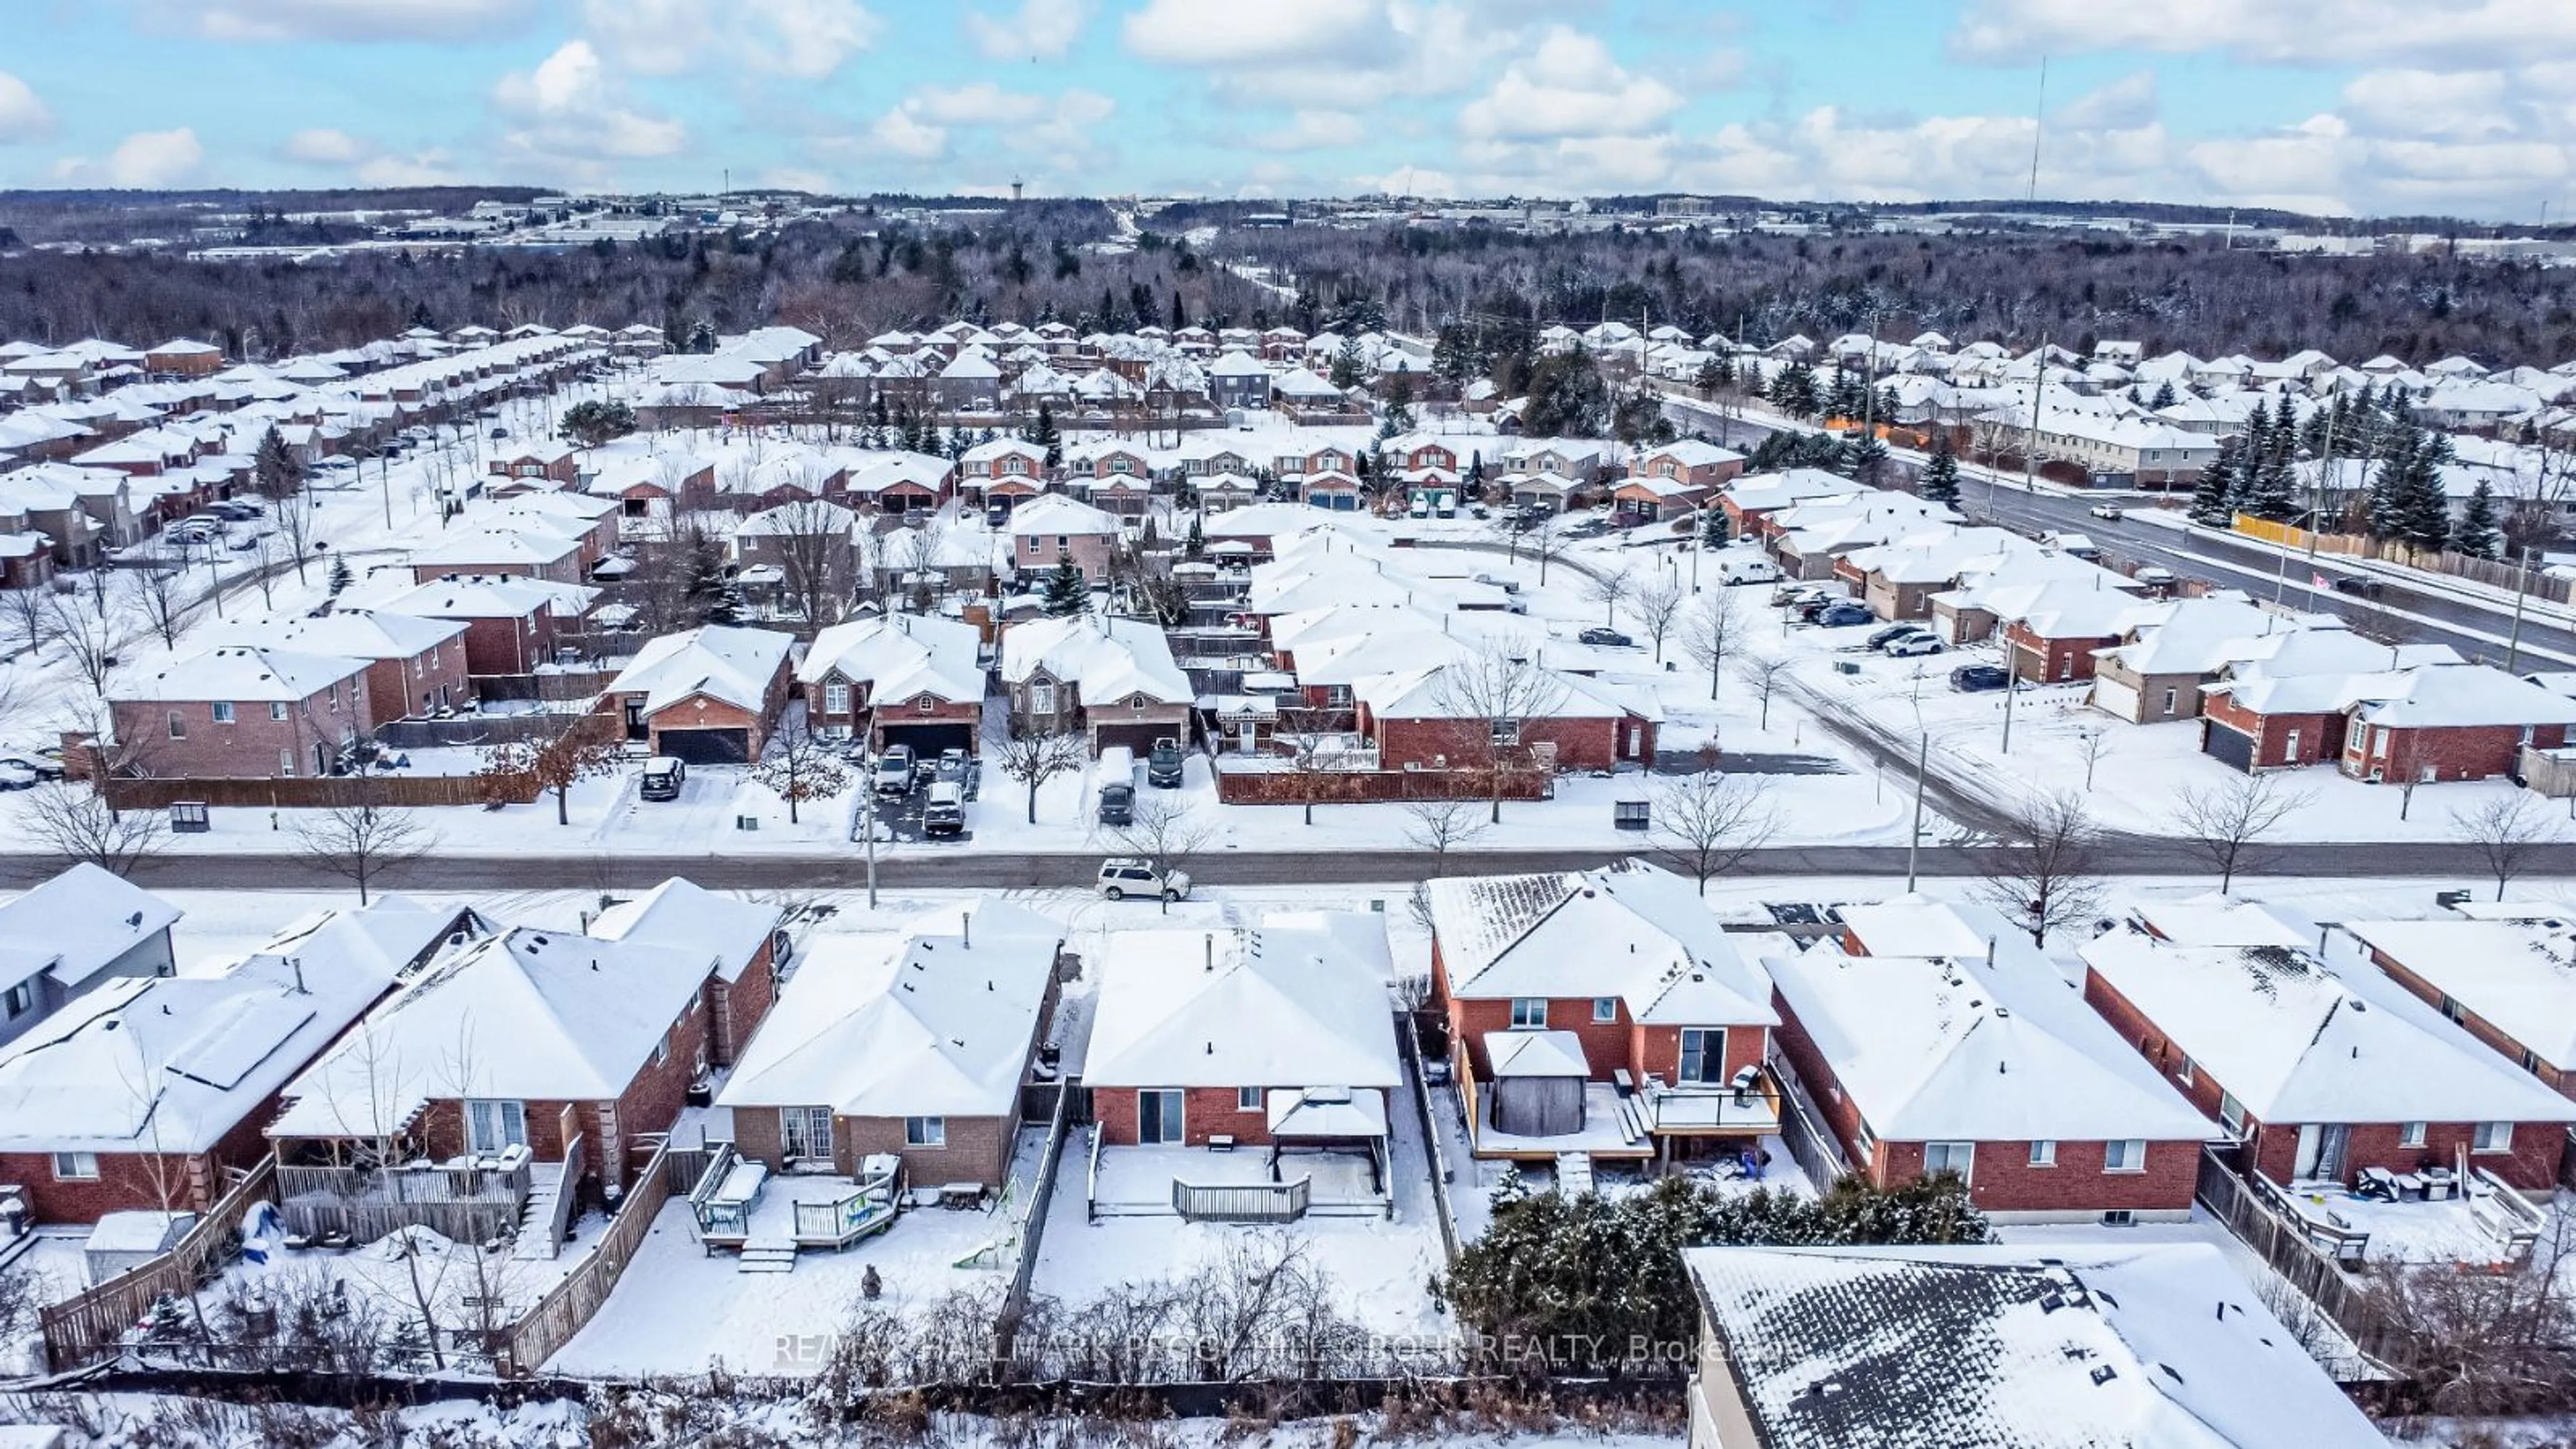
[2054,70,2158,131]
[492,40,686,160]
[284,127,368,164]
[354,150,462,186]
[866,83,1116,174]
[1124,0,1389,66]
[966,0,1088,61]
[1252,111,1370,152]
[762,166,835,193]
[0,72,52,144]
[578,0,877,78]
[78,127,206,187]
[1949,0,2576,69]
[177,0,531,42]
[1458,28,1681,142]
[869,108,949,160]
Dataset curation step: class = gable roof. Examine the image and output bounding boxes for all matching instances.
[1085,915,1399,1089]
[1423,860,1776,1026]
[109,644,369,704]
[2342,915,2576,1068]
[603,623,792,716]
[796,611,984,704]
[588,877,782,986]
[998,613,1189,703]
[0,864,182,996]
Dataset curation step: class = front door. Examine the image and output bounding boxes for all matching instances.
[1237,719,1258,753]
[1138,1089,1183,1145]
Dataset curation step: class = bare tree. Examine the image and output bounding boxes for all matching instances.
[1401,796,1489,873]
[1632,570,1687,663]
[1108,796,1214,914]
[1679,588,1743,703]
[1980,788,2104,945]
[1584,564,1633,628]
[751,708,853,825]
[1735,648,1792,731]
[2453,791,2561,902]
[125,566,195,651]
[759,496,857,627]
[21,780,168,876]
[48,593,136,701]
[2172,773,2314,894]
[1430,640,1568,824]
[1273,701,1356,826]
[272,494,317,584]
[1524,508,1571,586]
[476,715,621,826]
[1651,767,1780,896]
[991,722,1089,824]
[292,796,435,905]
[2366,1201,2576,1415]
[0,583,51,658]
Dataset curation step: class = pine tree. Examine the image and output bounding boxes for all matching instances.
[327,557,352,596]
[1039,556,1089,617]
[2453,479,2504,559]
[1330,335,1366,390]
[1031,400,1063,470]
[2149,380,2177,410]
[1824,366,1864,423]
[1768,360,1819,420]
[2189,436,2243,527]
[1184,512,1204,559]
[2398,429,2457,551]
[1919,435,1962,504]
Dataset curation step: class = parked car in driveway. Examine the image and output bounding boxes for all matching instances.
[0,753,64,782]
[1815,603,1873,628]
[1866,623,1928,650]
[923,782,966,837]
[0,760,34,791]
[1097,857,1190,902]
[1949,664,2010,692]
[1885,633,1943,658]
[638,755,686,801]
[873,744,917,796]
[1578,627,1634,647]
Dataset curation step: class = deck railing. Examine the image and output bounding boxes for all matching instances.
[1173,1177,1310,1224]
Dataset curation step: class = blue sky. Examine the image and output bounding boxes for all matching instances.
[0,0,2566,219]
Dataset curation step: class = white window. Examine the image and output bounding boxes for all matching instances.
[466,1099,528,1156]
[277,749,295,776]
[1030,682,1056,714]
[780,1106,833,1161]
[211,700,235,724]
[1923,1142,1974,1180]
[905,1116,945,1147]
[270,702,288,721]
[52,1151,99,1181]
[166,711,186,739]
[1592,997,1617,1024]
[2475,1122,2514,1153]
[2103,1138,2147,1173]
[2028,1140,2055,1167]
[823,683,851,714]
[2218,1091,2246,1134]
[1237,1086,1262,1112]
[2400,1121,2427,1148]
[1490,717,1521,747]
[3,981,30,1018]
[1509,998,1546,1030]
[2175,1054,2193,1085]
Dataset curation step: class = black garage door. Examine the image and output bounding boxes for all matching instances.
[657,727,750,765]
[879,721,976,757]
[2201,720,2255,773]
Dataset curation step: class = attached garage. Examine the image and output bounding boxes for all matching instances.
[1091,720,1175,757]
[877,720,975,757]
[2200,720,2255,773]
[2090,676,2141,722]
[655,727,751,765]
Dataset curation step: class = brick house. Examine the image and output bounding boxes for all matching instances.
[206,609,472,721]
[1769,900,2216,1223]
[1007,494,1122,583]
[2087,597,2324,724]
[0,897,466,1224]
[1423,861,1784,1165]
[600,624,794,764]
[1629,439,1746,492]
[590,877,786,1069]
[2080,904,2576,1193]
[108,645,379,780]
[1087,915,1399,1149]
[999,613,1192,756]
[2344,915,2576,1099]
[733,498,859,617]
[376,574,596,677]
[2192,631,2464,771]
[0,865,180,1051]
[960,437,1049,488]
[718,900,1063,1191]
[143,339,225,378]
[2334,663,2576,784]
[1355,659,1657,774]
[487,442,579,486]
[407,524,589,585]
[267,918,729,1201]
[798,612,985,755]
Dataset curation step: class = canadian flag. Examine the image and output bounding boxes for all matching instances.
[2313,573,2330,588]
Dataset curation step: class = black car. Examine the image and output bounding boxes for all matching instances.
[1815,603,1873,628]
[2332,576,2386,600]
[1950,664,2011,692]
[1578,627,1634,647]
[1866,623,1928,650]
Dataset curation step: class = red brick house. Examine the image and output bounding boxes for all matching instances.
[376,574,596,678]
[718,900,1063,1190]
[207,610,472,720]
[406,523,589,585]
[1770,900,2216,1222]
[2080,906,2576,1193]
[591,877,786,1068]
[1423,861,1782,1166]
[108,645,379,780]
[2335,663,2576,784]
[488,442,579,486]
[1006,493,1122,583]
[600,624,794,763]
[959,437,1049,488]
[2345,916,2576,1100]
[1628,439,1746,491]
[0,896,470,1224]
[1086,916,1399,1150]
[143,339,225,379]
[1355,659,1657,774]
[796,612,986,757]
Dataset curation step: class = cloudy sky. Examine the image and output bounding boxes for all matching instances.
[0,0,2568,219]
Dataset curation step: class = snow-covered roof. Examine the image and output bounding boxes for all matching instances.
[1487,1029,1589,1078]
[2343,916,2576,1068]
[1422,860,1776,1026]
[268,924,718,1140]
[796,611,984,705]
[2082,922,2576,1128]
[602,623,792,716]
[0,864,182,996]
[998,613,1189,704]
[589,877,781,987]
[203,608,465,663]
[109,644,369,704]
[1006,492,1120,538]
[1683,1242,2387,1448]
[374,573,597,621]
[2348,663,2576,730]
[716,901,1061,1120]
[1085,915,1399,1090]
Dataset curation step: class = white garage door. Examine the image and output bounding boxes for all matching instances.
[2090,678,2140,722]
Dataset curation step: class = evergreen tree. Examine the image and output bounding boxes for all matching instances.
[2149,380,2177,410]
[2453,479,2504,559]
[2396,428,2457,551]
[1032,400,1062,470]
[2189,436,2243,527]
[1038,556,1090,617]
[252,426,303,502]
[944,425,969,465]
[1329,335,1366,390]
[1823,366,1864,423]
[1919,435,1962,504]
[1874,383,1902,423]
[1184,512,1204,559]
[1692,355,1729,393]
[1839,432,1890,487]
[1768,360,1820,420]
[327,557,352,596]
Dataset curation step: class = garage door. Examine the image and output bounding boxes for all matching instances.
[2200,721,2255,773]
[879,721,975,757]
[2090,677,2140,722]
[657,727,750,765]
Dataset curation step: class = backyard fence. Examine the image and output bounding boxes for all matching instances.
[41,1155,279,1373]
[2192,1149,2393,1378]
[494,1140,671,1377]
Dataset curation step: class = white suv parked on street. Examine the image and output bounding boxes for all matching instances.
[1097,857,1191,902]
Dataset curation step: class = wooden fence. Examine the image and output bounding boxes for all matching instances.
[1767,1050,1851,1191]
[2233,514,2576,606]
[1396,1015,1464,1263]
[532,1135,585,1260]
[494,1140,671,1377]
[104,772,532,811]
[41,1155,278,1373]
[2193,1149,2392,1377]
[992,1081,1075,1370]
[1213,761,1548,806]
[274,1158,530,1245]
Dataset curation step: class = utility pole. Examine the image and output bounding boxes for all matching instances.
[1904,731,1930,893]
[860,803,879,909]
[2506,549,2534,674]
[2000,660,2020,753]
[2021,333,2048,496]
